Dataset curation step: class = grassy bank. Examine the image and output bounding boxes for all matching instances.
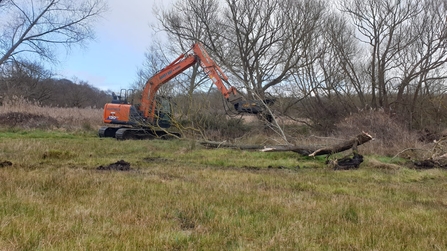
[0,130,446,250]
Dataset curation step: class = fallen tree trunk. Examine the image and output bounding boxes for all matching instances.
[309,132,373,156]
[259,145,319,155]
[199,141,266,150]
[262,132,373,156]
[201,132,374,157]
[200,141,319,155]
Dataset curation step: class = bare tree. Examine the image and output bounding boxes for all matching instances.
[0,60,53,102]
[152,0,221,96]
[340,0,447,130]
[341,0,447,108]
[219,0,327,99]
[0,63,110,107]
[151,0,334,140]
[0,0,107,66]
[321,11,368,108]
[395,0,447,113]
[150,0,231,124]
[156,0,326,100]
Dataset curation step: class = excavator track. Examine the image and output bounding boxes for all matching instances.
[99,126,180,140]
[115,128,181,140]
[98,126,120,138]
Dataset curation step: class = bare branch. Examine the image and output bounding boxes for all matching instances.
[0,0,107,66]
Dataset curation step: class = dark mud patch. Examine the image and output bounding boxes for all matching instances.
[410,159,447,170]
[327,153,364,170]
[97,160,132,171]
[0,160,13,167]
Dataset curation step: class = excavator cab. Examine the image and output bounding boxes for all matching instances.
[111,89,136,104]
[155,96,172,128]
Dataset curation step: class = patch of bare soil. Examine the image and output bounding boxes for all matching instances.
[0,112,59,129]
[96,160,132,171]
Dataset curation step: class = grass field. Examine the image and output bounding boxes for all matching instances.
[0,129,446,250]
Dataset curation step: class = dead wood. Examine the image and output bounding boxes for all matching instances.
[260,145,320,155]
[262,132,373,156]
[409,137,447,169]
[201,132,374,157]
[308,131,373,156]
[200,140,321,155]
[200,141,265,150]
[393,136,447,169]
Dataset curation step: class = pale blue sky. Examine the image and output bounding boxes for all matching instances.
[56,0,173,92]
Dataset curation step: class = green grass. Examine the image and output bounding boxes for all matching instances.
[0,130,447,250]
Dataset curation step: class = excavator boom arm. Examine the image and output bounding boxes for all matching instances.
[140,53,197,119]
[191,43,239,100]
[140,42,261,123]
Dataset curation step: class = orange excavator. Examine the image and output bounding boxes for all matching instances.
[98,42,264,140]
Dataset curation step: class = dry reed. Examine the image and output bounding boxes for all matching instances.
[0,96,103,130]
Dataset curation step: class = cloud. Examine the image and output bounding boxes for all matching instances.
[98,0,174,50]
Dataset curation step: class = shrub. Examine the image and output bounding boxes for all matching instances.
[334,109,423,156]
[180,112,251,140]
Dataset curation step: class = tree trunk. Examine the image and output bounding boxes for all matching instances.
[201,132,374,156]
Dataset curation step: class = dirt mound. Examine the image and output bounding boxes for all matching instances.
[0,112,59,129]
[96,160,132,171]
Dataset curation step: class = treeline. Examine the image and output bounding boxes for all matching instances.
[0,61,111,108]
[136,0,447,134]
[0,0,108,108]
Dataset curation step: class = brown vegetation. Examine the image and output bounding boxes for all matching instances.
[0,97,103,131]
[333,109,427,156]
